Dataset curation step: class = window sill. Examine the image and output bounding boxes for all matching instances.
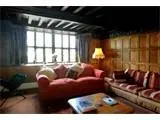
[21,62,77,67]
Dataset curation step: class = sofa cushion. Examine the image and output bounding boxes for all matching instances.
[133,70,147,87]
[37,67,57,81]
[53,64,68,79]
[65,69,78,79]
[150,91,160,103]
[119,83,130,90]
[139,89,156,99]
[124,69,136,83]
[125,85,145,94]
[148,72,160,90]
[79,63,95,77]
[76,76,101,82]
[67,63,84,77]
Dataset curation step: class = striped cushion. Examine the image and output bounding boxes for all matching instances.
[124,69,136,83]
[148,72,160,90]
[139,89,156,98]
[133,70,147,87]
[150,90,160,103]
[119,83,129,90]
[125,85,145,94]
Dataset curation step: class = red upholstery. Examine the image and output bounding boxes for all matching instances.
[148,72,160,90]
[150,91,160,102]
[79,63,95,77]
[36,63,105,101]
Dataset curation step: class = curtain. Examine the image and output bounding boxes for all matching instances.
[0,20,27,66]
[76,33,91,63]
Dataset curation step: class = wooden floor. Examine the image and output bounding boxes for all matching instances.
[0,93,156,114]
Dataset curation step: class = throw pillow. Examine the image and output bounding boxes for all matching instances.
[38,67,57,81]
[65,69,79,79]
[53,64,68,79]
[69,63,84,76]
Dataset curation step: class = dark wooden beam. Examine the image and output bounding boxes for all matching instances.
[61,6,69,12]
[73,6,85,14]
[5,7,102,27]
[85,7,103,16]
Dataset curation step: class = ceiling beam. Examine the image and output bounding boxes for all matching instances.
[70,24,80,29]
[85,7,103,16]
[28,16,32,24]
[38,18,44,26]
[61,6,69,12]
[63,22,74,28]
[5,7,102,27]
[55,21,65,28]
[47,19,56,27]
[73,6,85,14]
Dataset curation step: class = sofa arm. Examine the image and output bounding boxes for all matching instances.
[94,69,105,78]
[36,74,50,89]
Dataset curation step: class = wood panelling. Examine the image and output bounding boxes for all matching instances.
[101,31,160,76]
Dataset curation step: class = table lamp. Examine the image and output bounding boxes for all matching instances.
[92,48,105,68]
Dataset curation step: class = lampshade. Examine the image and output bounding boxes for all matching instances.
[92,48,105,59]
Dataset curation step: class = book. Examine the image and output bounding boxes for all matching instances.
[76,99,97,113]
[103,96,118,106]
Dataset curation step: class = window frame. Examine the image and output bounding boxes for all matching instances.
[26,27,77,64]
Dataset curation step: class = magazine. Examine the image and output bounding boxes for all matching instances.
[103,96,118,106]
[76,99,97,113]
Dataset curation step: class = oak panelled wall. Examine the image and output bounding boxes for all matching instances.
[101,31,160,76]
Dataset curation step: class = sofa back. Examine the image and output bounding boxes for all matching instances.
[125,69,160,90]
[78,63,95,77]
[132,70,148,87]
[147,72,160,90]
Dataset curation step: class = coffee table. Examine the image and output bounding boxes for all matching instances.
[68,93,134,114]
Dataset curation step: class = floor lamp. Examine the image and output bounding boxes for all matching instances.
[92,48,105,69]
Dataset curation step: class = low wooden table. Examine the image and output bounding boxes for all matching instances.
[68,93,134,114]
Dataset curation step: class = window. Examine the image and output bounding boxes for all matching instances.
[27,29,77,64]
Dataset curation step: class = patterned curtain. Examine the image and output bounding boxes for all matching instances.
[76,33,91,63]
[0,20,27,66]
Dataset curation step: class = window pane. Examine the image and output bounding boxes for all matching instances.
[36,48,43,62]
[36,32,43,47]
[70,35,76,48]
[27,47,35,63]
[27,31,34,46]
[55,49,62,62]
[70,49,76,62]
[45,48,52,63]
[63,49,69,62]
[55,34,62,47]
[63,35,69,48]
[45,33,52,47]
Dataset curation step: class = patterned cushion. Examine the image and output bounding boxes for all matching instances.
[53,64,68,79]
[150,90,160,103]
[139,89,156,98]
[119,83,129,90]
[125,85,145,94]
[148,72,160,90]
[38,67,57,81]
[65,69,78,79]
[124,69,136,83]
[133,70,147,87]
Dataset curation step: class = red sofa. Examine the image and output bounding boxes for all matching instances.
[36,63,105,101]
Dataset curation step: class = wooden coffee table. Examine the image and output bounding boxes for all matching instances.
[68,93,134,114]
